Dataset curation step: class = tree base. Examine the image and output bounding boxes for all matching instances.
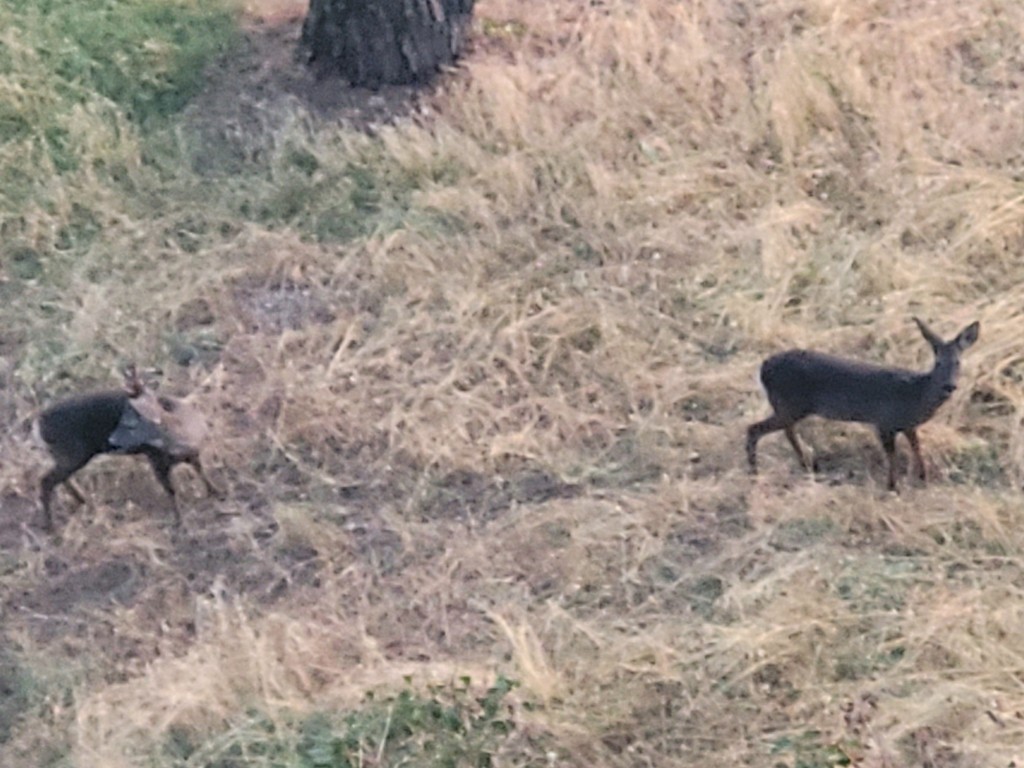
[301,0,475,88]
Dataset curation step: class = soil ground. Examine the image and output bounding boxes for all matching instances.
[0,0,432,681]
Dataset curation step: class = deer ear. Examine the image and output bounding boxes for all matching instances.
[122,363,145,397]
[912,317,942,349]
[955,321,980,350]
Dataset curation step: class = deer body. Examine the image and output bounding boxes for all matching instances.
[746,318,980,490]
[35,369,217,530]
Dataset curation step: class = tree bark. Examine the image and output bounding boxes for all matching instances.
[301,0,475,88]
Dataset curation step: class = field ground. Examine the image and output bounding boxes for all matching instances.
[2,0,1024,765]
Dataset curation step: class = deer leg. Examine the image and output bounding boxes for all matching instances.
[39,457,92,531]
[747,414,805,472]
[878,429,899,491]
[39,472,61,531]
[145,452,181,525]
[185,454,222,499]
[64,479,88,505]
[747,415,782,471]
[783,426,812,470]
[904,428,926,483]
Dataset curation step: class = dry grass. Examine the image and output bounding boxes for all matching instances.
[3,0,1024,765]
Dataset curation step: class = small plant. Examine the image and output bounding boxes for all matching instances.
[0,651,33,746]
[947,442,1006,487]
[769,731,853,767]
[298,676,518,768]
[162,677,521,768]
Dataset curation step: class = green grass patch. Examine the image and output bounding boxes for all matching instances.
[161,677,524,767]
[0,0,238,211]
[768,517,837,552]
[835,556,920,613]
[947,442,1007,487]
[5,0,238,126]
[769,730,853,767]
[0,650,34,745]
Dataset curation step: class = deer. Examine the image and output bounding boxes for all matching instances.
[33,365,219,530]
[746,317,980,490]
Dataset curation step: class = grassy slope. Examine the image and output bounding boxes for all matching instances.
[3,0,1024,765]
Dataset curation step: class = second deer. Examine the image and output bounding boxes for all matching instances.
[34,366,219,530]
[746,317,980,490]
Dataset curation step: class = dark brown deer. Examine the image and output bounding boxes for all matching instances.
[34,366,218,530]
[746,318,980,490]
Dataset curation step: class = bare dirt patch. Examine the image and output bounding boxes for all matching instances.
[185,0,425,159]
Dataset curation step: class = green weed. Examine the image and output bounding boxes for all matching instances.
[161,677,521,768]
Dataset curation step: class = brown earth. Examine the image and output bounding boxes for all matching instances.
[0,0,432,670]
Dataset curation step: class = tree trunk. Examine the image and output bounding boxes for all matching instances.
[301,0,475,88]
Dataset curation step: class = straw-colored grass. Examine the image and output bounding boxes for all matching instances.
[2,0,1024,764]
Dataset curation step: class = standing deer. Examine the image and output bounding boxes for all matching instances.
[746,317,980,490]
[34,366,219,530]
